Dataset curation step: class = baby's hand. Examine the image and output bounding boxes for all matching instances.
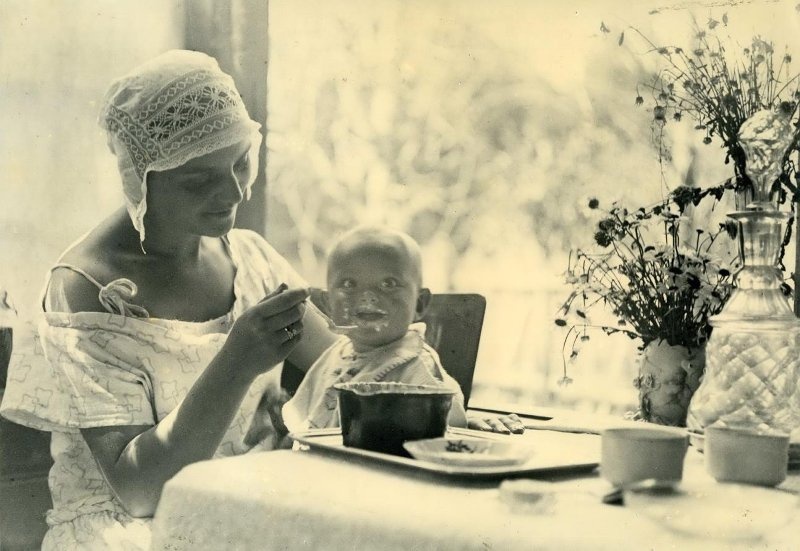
[244,371,293,447]
[467,412,525,435]
[267,384,295,449]
[266,387,292,437]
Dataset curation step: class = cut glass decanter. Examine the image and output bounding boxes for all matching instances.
[687,108,800,436]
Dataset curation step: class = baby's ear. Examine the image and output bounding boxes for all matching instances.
[414,288,432,321]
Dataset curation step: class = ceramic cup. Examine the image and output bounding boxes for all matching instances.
[601,427,689,487]
[704,425,790,487]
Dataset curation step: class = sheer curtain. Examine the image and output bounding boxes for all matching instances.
[0,0,184,318]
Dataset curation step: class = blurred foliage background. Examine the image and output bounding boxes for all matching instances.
[267,0,799,412]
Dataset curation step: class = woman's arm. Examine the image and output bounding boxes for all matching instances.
[81,352,254,517]
[80,286,310,518]
[243,301,338,446]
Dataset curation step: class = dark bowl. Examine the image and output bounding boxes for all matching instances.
[334,382,455,457]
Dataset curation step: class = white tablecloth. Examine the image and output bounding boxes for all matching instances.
[150,427,799,551]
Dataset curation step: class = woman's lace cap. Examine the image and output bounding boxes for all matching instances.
[98,49,262,243]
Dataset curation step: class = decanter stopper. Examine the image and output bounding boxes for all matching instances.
[737,107,794,210]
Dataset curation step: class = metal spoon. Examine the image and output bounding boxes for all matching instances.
[602,478,680,506]
[261,281,357,335]
[306,299,358,335]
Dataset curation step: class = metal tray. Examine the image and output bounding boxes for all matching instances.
[290,427,600,480]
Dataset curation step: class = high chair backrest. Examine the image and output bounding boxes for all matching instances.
[282,291,486,408]
[419,293,485,407]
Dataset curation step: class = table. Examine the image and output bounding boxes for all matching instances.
[150,415,800,551]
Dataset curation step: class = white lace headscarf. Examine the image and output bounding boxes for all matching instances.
[98,49,262,244]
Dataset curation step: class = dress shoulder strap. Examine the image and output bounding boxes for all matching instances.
[50,263,105,290]
[44,263,150,318]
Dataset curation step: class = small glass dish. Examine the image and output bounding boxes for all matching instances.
[498,479,558,514]
[403,436,531,467]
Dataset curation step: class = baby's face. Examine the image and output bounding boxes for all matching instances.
[326,244,422,350]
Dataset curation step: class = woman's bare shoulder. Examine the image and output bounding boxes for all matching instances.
[47,210,137,314]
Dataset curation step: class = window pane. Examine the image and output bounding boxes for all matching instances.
[266,0,798,414]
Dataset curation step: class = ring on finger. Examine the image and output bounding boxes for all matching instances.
[283,326,302,341]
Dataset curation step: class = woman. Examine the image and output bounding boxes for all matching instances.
[0,50,520,550]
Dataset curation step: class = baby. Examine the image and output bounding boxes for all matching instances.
[281,225,468,432]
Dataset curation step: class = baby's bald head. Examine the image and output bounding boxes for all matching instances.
[327,226,424,286]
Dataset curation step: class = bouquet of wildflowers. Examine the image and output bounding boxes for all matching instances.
[616,16,800,311]
[555,185,738,386]
[606,15,800,198]
[554,15,800,424]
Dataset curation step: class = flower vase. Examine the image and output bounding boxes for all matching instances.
[634,340,705,426]
[687,108,800,436]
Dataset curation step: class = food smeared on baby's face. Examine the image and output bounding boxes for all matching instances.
[327,228,424,351]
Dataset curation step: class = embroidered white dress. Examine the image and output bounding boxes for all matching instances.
[282,323,468,432]
[0,229,304,550]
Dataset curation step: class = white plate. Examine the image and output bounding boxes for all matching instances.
[402,436,531,467]
[625,479,799,542]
